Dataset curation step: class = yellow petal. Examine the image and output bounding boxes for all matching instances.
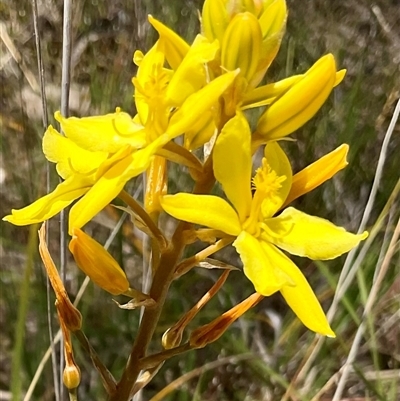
[213,113,252,222]
[69,137,167,232]
[233,231,294,296]
[161,194,242,236]
[148,15,190,70]
[166,70,239,139]
[55,110,146,153]
[184,110,216,150]
[255,54,337,141]
[261,241,335,336]
[263,141,292,214]
[283,144,349,208]
[201,0,229,43]
[265,207,368,260]
[43,125,108,179]
[166,35,219,107]
[3,175,93,226]
[69,228,129,295]
[242,74,302,109]
[334,69,346,86]
[221,12,262,83]
[133,42,168,125]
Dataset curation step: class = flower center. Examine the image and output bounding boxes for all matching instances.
[242,157,286,236]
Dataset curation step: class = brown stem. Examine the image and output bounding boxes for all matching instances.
[139,343,192,370]
[109,159,215,401]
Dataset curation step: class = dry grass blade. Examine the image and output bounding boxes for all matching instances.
[286,97,400,397]
[148,354,255,401]
[332,217,400,401]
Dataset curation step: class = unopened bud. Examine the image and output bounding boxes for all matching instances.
[221,12,262,83]
[63,364,81,390]
[56,299,82,332]
[38,224,82,331]
[255,54,337,141]
[69,228,130,295]
[190,293,263,348]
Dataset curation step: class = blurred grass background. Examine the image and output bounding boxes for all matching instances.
[0,0,399,400]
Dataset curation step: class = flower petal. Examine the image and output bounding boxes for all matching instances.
[55,109,146,153]
[69,155,133,233]
[242,74,302,109]
[259,241,335,336]
[166,70,239,139]
[43,125,108,179]
[69,135,171,232]
[265,207,368,260]
[262,141,292,215]
[148,15,190,70]
[283,144,349,208]
[3,175,93,226]
[213,113,252,222]
[161,194,241,236]
[233,231,294,296]
[166,35,219,107]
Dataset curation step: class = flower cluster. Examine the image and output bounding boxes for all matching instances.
[4,0,367,395]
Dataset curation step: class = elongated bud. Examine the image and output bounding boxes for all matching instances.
[190,293,263,348]
[250,0,287,87]
[202,0,229,43]
[163,271,230,349]
[221,12,262,83]
[255,54,338,141]
[38,224,82,331]
[69,228,130,295]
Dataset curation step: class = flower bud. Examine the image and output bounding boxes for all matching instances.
[63,364,81,390]
[190,293,263,348]
[221,12,262,83]
[69,228,130,295]
[202,0,229,43]
[255,54,337,141]
[38,224,82,331]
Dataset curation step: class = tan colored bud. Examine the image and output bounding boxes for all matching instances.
[163,271,230,349]
[38,224,82,331]
[190,293,263,348]
[69,228,130,295]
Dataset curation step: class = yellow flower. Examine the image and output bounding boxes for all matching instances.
[135,18,237,150]
[161,113,368,336]
[69,228,130,296]
[4,36,238,231]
